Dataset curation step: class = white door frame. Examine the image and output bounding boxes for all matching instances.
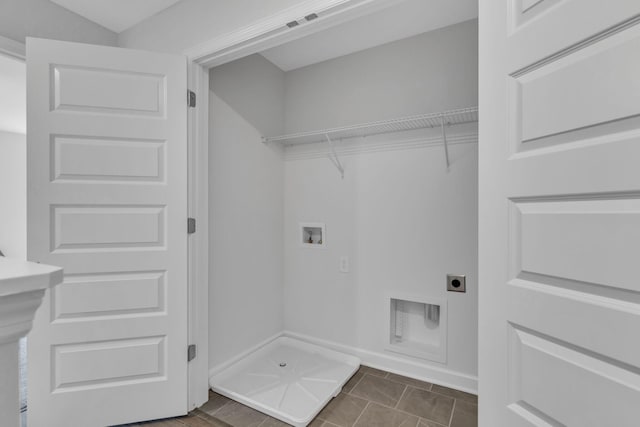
[0,35,25,60]
[186,60,210,410]
[186,0,423,409]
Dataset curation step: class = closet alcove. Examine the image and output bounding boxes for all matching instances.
[207,4,479,423]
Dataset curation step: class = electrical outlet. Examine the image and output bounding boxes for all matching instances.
[340,256,349,273]
[447,274,466,292]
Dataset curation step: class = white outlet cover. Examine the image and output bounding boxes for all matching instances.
[340,256,349,273]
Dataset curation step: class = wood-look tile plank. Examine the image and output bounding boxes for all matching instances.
[358,366,387,377]
[136,419,186,427]
[431,385,477,404]
[259,416,291,426]
[316,393,368,427]
[396,387,454,426]
[213,401,267,427]
[350,374,407,408]
[417,420,448,427]
[342,371,364,394]
[353,402,419,427]
[385,373,433,391]
[309,419,342,427]
[199,392,232,416]
[449,400,478,427]
[193,410,233,427]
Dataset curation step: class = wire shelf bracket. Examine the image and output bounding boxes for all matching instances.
[325,133,345,179]
[440,114,450,170]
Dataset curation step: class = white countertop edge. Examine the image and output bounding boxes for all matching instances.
[0,258,63,297]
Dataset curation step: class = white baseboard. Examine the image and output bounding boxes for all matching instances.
[283,331,477,394]
[208,330,477,394]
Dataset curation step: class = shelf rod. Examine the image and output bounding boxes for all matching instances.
[263,107,478,145]
[440,115,450,170]
[325,134,344,179]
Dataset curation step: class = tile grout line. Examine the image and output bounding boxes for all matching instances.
[448,398,457,427]
[211,398,232,416]
[394,384,409,409]
[345,372,367,396]
[385,378,434,392]
[427,389,475,405]
[351,401,371,427]
[350,378,449,423]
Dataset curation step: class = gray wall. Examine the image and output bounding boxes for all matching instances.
[208,67,285,368]
[0,131,26,259]
[284,19,478,133]
[0,0,116,46]
[210,54,286,137]
[282,19,479,384]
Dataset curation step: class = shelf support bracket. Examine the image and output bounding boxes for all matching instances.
[325,134,345,179]
[440,115,450,170]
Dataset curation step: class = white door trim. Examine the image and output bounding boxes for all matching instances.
[185,0,405,69]
[0,35,25,60]
[186,60,210,410]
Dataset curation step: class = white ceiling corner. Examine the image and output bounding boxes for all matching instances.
[260,0,478,71]
[49,0,183,33]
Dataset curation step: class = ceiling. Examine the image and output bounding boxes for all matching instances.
[49,0,182,33]
[261,0,478,71]
[0,54,26,135]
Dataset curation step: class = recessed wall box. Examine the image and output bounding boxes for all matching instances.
[386,294,447,363]
[300,222,325,248]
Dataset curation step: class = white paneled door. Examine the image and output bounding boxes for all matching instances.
[479,1,640,426]
[26,38,188,426]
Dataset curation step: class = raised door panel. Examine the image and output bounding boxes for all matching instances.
[53,337,165,391]
[52,136,165,183]
[508,326,640,427]
[52,65,165,116]
[51,271,166,321]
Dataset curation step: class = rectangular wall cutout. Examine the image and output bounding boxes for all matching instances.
[386,295,447,363]
[300,222,325,248]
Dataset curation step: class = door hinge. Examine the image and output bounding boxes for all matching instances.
[188,217,196,234]
[188,90,196,108]
[187,344,197,362]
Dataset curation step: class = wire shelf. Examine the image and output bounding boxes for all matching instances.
[263,107,478,146]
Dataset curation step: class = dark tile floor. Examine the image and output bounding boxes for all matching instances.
[128,366,477,427]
